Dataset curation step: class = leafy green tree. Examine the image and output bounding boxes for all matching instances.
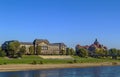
[8,41,20,57]
[66,48,70,55]
[60,50,66,55]
[0,47,6,57]
[36,46,41,55]
[109,48,118,59]
[95,49,106,57]
[70,48,75,55]
[29,46,34,55]
[117,49,120,56]
[66,48,75,55]
[19,46,26,55]
[77,48,88,57]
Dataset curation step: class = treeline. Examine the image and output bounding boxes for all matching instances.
[0,40,76,58]
[76,48,120,59]
[0,41,42,58]
[0,40,120,60]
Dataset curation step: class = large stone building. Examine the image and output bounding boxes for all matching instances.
[2,39,67,55]
[20,42,33,54]
[20,39,66,55]
[76,39,107,55]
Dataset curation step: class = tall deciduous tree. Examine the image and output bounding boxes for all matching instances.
[60,50,66,55]
[66,48,70,55]
[66,48,75,55]
[109,48,118,59]
[8,41,20,57]
[0,47,6,57]
[36,46,41,55]
[77,48,88,57]
[19,46,26,55]
[70,48,75,55]
[29,46,34,55]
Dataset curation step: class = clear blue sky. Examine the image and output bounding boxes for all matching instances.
[0,0,120,48]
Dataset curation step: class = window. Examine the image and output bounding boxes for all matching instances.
[41,46,48,50]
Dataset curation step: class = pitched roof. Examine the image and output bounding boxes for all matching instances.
[33,39,49,44]
[20,42,33,45]
[50,43,66,46]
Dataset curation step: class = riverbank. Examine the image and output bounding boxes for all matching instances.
[0,62,120,72]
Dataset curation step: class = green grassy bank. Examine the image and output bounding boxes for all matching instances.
[0,55,119,65]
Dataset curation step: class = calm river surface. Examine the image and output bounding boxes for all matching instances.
[0,66,120,77]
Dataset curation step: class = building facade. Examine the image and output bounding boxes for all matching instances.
[20,42,33,54]
[33,39,66,55]
[20,39,66,55]
[76,39,107,55]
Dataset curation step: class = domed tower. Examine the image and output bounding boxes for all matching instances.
[94,38,100,47]
[94,38,99,45]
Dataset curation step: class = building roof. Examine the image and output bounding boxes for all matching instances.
[50,43,66,46]
[33,39,49,44]
[20,42,33,45]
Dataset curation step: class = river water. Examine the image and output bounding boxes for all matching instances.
[0,66,120,77]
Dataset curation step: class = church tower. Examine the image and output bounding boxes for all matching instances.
[94,38,99,45]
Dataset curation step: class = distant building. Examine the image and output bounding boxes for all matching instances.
[33,39,66,55]
[76,39,107,55]
[20,42,33,54]
[2,39,67,55]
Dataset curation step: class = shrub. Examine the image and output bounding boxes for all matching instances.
[77,48,88,57]
[0,50,6,57]
[39,61,43,64]
[32,60,37,65]
[73,59,77,63]
[67,61,74,64]
[3,62,7,65]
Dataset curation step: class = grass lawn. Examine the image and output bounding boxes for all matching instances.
[0,55,119,65]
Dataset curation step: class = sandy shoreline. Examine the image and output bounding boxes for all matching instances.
[0,62,119,72]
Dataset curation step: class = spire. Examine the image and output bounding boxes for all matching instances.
[95,38,98,42]
[94,38,99,45]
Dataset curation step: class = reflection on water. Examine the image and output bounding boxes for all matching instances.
[0,66,120,77]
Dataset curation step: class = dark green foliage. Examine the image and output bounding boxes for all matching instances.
[109,48,118,59]
[66,48,70,55]
[0,47,6,57]
[66,48,75,55]
[31,60,37,65]
[4,41,20,57]
[94,49,108,58]
[39,61,43,64]
[29,46,34,55]
[0,50,6,57]
[19,46,26,55]
[60,50,66,55]
[36,46,41,55]
[77,48,88,57]
[73,59,77,63]
[67,61,74,64]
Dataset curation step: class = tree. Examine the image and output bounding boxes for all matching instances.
[77,48,88,57]
[36,46,41,55]
[117,49,120,56]
[60,50,66,55]
[8,41,20,57]
[0,47,6,57]
[109,48,118,59]
[94,48,107,58]
[66,48,70,55]
[66,48,75,55]
[29,46,34,55]
[19,46,26,55]
[70,48,75,55]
